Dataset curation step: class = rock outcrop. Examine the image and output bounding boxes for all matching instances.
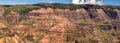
[6,11,19,25]
[0,7,4,17]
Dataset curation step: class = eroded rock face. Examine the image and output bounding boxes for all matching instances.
[0,7,4,17]
[115,9,120,21]
[33,14,75,43]
[96,9,111,23]
[27,8,120,43]
[27,8,77,43]
[0,39,4,43]
[6,11,19,25]
[104,9,118,19]
[29,7,54,14]
[0,7,120,43]
[0,23,7,29]
[5,37,19,43]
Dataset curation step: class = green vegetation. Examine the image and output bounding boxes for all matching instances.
[2,5,40,17]
[78,21,85,25]
[86,35,94,41]
[95,29,113,43]
[33,34,43,43]
[4,21,10,27]
[0,3,119,17]
[95,19,104,26]
[49,19,58,28]
[23,19,36,25]
[32,3,120,10]
[64,27,114,43]
[49,36,56,43]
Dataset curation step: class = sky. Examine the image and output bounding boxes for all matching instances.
[0,0,120,6]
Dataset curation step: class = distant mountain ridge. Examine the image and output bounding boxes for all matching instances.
[1,3,120,9]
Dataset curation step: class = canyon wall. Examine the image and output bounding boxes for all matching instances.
[0,7,120,43]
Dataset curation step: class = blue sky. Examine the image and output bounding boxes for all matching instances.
[0,0,120,6]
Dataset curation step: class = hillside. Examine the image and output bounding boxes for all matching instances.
[0,4,120,43]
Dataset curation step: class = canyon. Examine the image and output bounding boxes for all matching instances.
[0,6,120,43]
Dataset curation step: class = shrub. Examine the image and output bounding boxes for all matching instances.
[33,34,43,43]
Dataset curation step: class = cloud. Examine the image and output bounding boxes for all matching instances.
[48,1,53,3]
[72,0,103,5]
[72,0,80,4]
[97,1,103,5]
